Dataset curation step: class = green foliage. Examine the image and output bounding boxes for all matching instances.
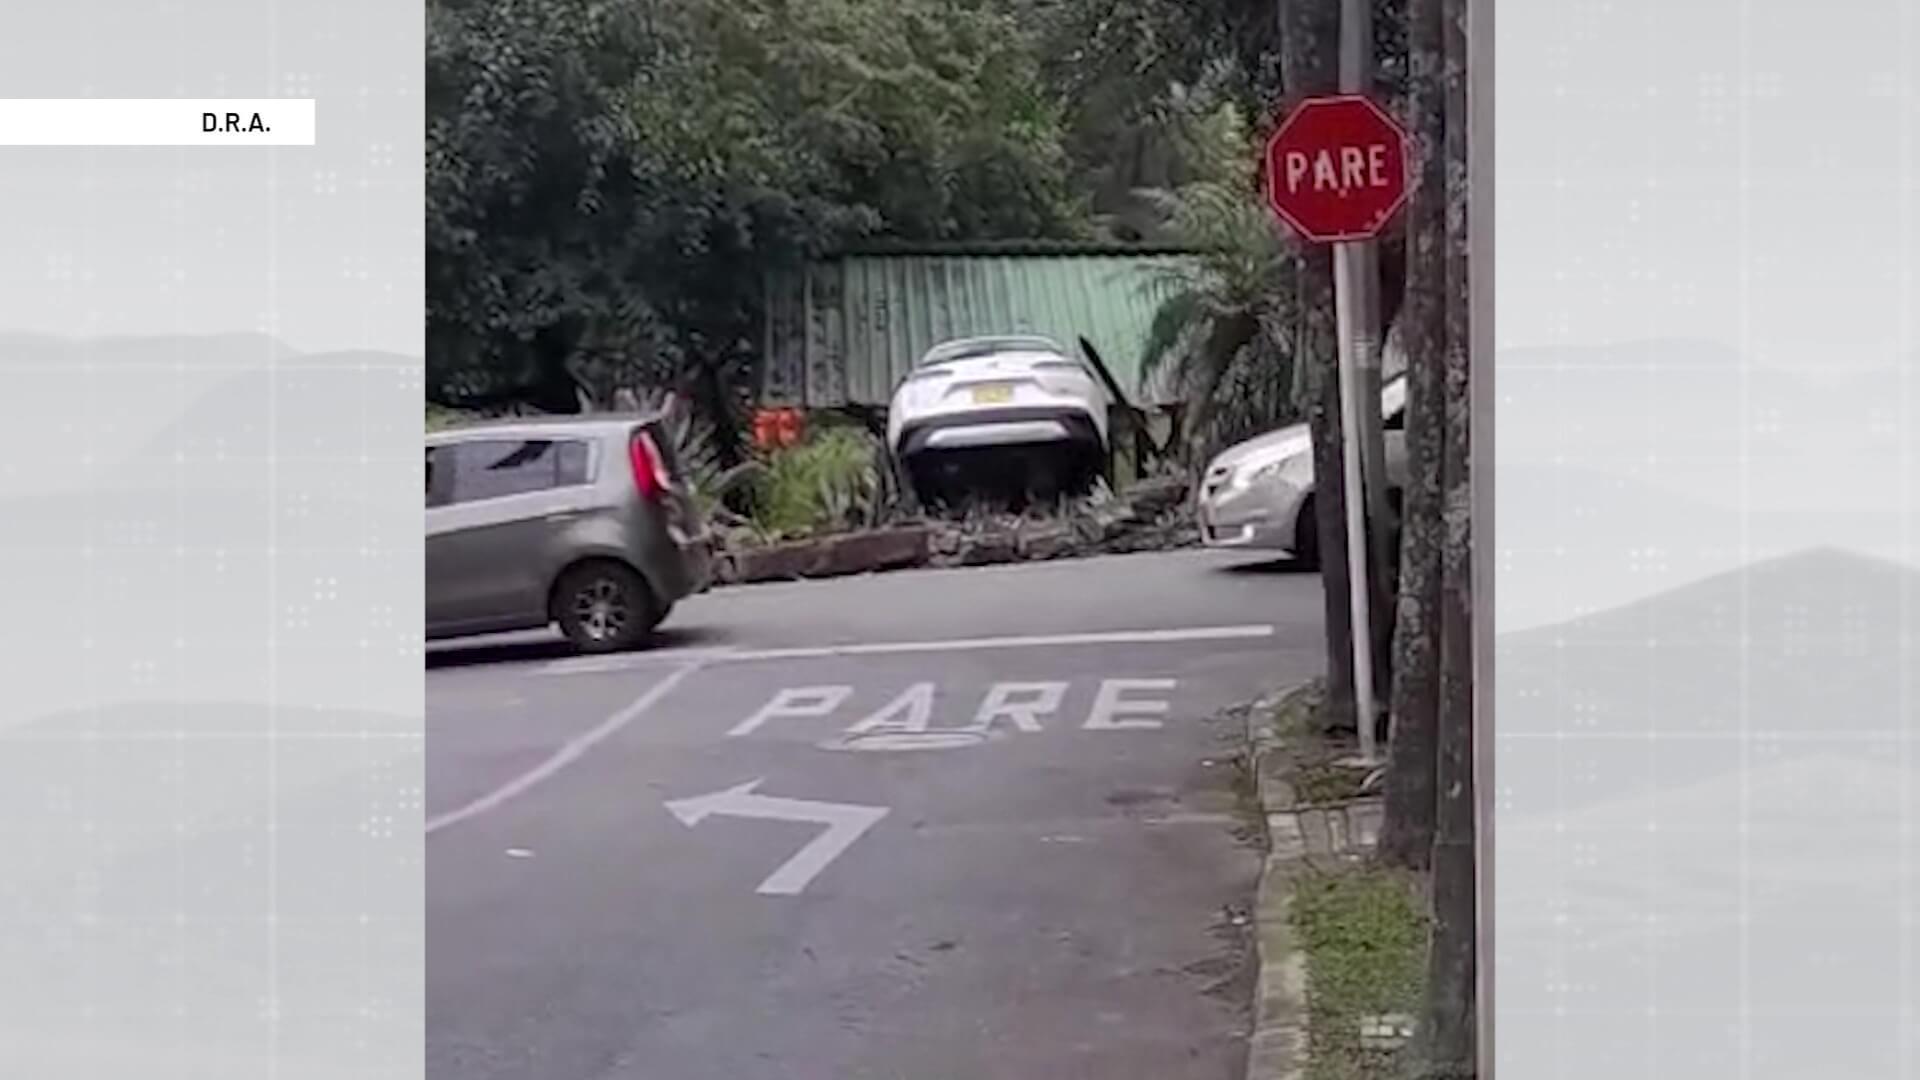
[746,427,885,539]
[423,0,1414,455]
[425,404,473,432]
[1292,867,1429,1080]
[1036,0,1410,243]
[1136,145,1301,459]
[426,0,1085,415]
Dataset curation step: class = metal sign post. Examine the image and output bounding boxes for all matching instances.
[1340,0,1396,747]
[1262,95,1412,763]
[1332,242,1380,762]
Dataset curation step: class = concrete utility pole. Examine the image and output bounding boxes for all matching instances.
[1342,0,1397,711]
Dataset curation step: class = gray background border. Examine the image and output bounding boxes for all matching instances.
[0,1,425,1076]
[1470,0,1495,1073]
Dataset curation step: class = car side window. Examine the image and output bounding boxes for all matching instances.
[556,439,593,486]
[1385,407,1406,431]
[441,439,574,504]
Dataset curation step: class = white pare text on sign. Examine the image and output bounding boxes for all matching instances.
[1261,94,1412,244]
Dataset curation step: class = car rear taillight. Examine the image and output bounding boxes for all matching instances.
[628,429,672,502]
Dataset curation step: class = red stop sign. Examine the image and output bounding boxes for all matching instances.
[1263,95,1413,243]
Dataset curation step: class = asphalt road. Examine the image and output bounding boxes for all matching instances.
[426,548,1327,1080]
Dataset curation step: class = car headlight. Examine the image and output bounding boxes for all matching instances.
[1238,453,1308,489]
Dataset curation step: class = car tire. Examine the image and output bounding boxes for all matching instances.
[1295,491,1409,575]
[905,454,949,511]
[1293,495,1322,571]
[888,449,924,514]
[552,560,660,654]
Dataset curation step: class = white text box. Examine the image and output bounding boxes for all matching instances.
[0,99,315,147]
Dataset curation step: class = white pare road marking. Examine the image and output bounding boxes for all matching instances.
[1281,144,1393,196]
[733,678,1178,738]
[968,681,1068,734]
[845,682,937,736]
[727,685,852,738]
[1084,678,1178,730]
[665,779,889,896]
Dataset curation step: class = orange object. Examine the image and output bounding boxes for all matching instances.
[752,407,807,451]
[775,408,803,447]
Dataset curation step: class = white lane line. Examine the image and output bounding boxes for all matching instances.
[533,648,736,677]
[425,660,705,837]
[714,624,1277,662]
[531,625,1278,677]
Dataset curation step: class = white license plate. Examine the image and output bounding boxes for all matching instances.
[969,384,1014,405]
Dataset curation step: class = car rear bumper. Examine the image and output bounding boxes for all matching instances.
[897,406,1103,457]
[681,534,715,594]
[641,514,714,604]
[672,527,716,597]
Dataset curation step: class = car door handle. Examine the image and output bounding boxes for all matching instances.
[544,511,580,523]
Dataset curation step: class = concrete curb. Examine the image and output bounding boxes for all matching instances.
[1242,684,1388,1080]
[1246,851,1311,1080]
[711,517,1199,587]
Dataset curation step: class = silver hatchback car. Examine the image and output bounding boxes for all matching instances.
[426,413,713,653]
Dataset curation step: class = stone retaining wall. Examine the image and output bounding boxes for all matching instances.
[710,476,1196,586]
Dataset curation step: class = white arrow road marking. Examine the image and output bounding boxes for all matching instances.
[665,779,889,896]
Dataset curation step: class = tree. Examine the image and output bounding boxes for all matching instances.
[424,0,1086,433]
[423,0,672,409]
[1032,0,1409,245]
[1377,0,1446,870]
[1414,0,1477,1069]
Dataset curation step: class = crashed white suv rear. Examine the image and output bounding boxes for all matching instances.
[886,336,1111,504]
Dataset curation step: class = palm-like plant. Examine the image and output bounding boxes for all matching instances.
[1136,149,1300,464]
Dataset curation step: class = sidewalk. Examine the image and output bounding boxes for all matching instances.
[1241,682,1423,1080]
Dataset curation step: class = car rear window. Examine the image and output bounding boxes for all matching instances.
[918,336,1064,367]
[443,438,593,505]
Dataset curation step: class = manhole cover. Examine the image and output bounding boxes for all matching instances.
[818,730,994,753]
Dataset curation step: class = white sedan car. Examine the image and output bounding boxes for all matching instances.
[1195,373,1408,566]
[887,335,1111,504]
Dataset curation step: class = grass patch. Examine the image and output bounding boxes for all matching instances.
[1291,865,1428,1080]
[1268,679,1328,740]
[1294,761,1369,805]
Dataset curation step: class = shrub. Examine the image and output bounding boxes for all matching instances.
[747,426,884,539]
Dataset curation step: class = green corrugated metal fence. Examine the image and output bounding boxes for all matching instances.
[761,248,1200,409]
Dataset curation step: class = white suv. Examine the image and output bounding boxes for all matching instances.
[886,335,1111,504]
